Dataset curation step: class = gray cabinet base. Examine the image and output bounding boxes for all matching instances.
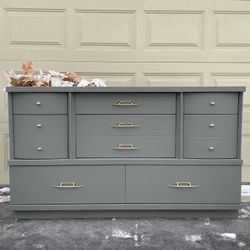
[13,210,239,219]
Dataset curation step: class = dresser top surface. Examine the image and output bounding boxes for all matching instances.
[5,86,246,93]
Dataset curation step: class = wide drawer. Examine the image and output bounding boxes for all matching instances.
[184,93,238,114]
[76,136,175,157]
[13,93,67,114]
[184,115,238,137]
[76,115,175,136]
[75,93,176,114]
[10,165,125,204]
[183,137,237,159]
[14,136,67,159]
[14,115,67,137]
[126,165,241,204]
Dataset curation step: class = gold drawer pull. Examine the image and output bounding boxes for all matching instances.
[168,182,199,188]
[113,144,141,150]
[112,122,141,128]
[209,146,214,151]
[209,101,215,105]
[209,123,215,127]
[112,100,140,106]
[36,101,41,106]
[52,181,83,188]
[36,123,43,128]
[37,147,43,151]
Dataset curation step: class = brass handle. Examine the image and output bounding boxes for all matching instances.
[112,100,140,106]
[209,123,215,127]
[112,122,141,128]
[209,101,215,105]
[37,147,43,151]
[36,101,41,105]
[209,146,214,151]
[168,182,199,188]
[113,144,141,150]
[52,181,83,188]
[36,123,43,128]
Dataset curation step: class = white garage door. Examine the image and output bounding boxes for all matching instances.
[0,0,250,184]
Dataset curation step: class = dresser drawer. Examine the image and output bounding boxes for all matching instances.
[183,137,237,159]
[75,93,176,114]
[14,137,67,159]
[126,165,241,204]
[76,115,175,136]
[14,115,67,137]
[76,136,175,157]
[10,165,125,204]
[184,115,238,137]
[13,93,67,114]
[184,93,238,114]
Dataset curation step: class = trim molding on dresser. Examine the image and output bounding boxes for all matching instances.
[6,86,245,219]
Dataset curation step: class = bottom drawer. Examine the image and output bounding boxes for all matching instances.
[126,165,241,204]
[10,165,125,204]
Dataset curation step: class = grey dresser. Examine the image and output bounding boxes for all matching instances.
[6,86,245,219]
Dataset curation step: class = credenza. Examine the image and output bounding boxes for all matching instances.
[6,86,245,218]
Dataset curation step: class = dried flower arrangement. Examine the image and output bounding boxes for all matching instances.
[4,61,106,87]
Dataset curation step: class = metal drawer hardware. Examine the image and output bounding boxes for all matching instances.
[112,100,140,106]
[35,101,41,106]
[209,123,215,127]
[52,181,83,188]
[209,146,214,151]
[113,144,141,150]
[36,123,43,128]
[112,122,141,128]
[168,182,199,188]
[37,147,43,151]
[209,101,215,105]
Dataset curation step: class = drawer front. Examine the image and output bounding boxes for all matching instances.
[184,93,238,114]
[76,136,175,157]
[184,115,238,137]
[14,115,68,137]
[126,165,241,204]
[76,115,175,136]
[75,93,176,114]
[183,137,237,159]
[14,137,67,159]
[10,165,125,204]
[13,93,67,114]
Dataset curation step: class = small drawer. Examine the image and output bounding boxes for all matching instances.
[14,115,67,137]
[184,115,238,137]
[184,93,238,114]
[14,136,67,159]
[126,165,241,203]
[183,137,237,159]
[76,136,175,158]
[10,165,125,204]
[75,93,176,114]
[76,115,175,136]
[13,93,67,114]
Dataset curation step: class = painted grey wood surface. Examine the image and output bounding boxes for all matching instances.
[10,165,125,204]
[76,136,176,158]
[76,115,176,136]
[14,136,67,159]
[13,115,68,137]
[6,87,245,218]
[6,86,246,93]
[184,93,238,114]
[126,165,241,204]
[183,137,237,159]
[13,93,68,114]
[75,93,176,114]
[184,115,238,137]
